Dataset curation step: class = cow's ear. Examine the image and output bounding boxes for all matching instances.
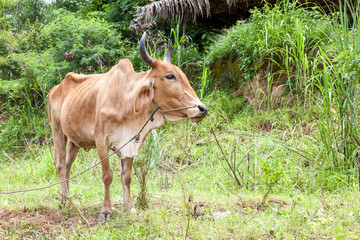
[134,79,154,113]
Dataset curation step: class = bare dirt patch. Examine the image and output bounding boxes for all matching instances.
[255,120,273,132]
[0,207,99,238]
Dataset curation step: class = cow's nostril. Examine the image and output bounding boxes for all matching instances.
[198,105,207,115]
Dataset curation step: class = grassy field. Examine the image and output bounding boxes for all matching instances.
[1,0,360,239]
[1,93,360,239]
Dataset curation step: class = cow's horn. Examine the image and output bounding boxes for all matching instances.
[139,32,155,67]
[163,40,173,64]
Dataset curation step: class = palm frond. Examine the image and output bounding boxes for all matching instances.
[134,0,211,24]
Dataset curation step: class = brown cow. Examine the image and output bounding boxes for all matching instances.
[46,33,207,220]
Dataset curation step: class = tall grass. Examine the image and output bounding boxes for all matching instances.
[314,0,360,169]
[0,88,48,152]
[199,63,210,99]
[134,130,162,209]
[269,0,360,171]
[269,0,360,170]
[206,0,332,89]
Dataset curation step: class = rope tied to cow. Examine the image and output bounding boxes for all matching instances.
[134,107,159,142]
[0,104,196,195]
[159,105,197,113]
[152,101,198,119]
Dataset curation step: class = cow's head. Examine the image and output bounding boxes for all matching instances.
[136,33,207,123]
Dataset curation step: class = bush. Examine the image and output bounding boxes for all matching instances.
[206,1,335,85]
[41,9,126,85]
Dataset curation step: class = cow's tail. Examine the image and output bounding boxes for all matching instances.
[46,88,53,130]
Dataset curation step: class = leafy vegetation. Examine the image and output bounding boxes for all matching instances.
[206,1,335,90]
[1,0,360,239]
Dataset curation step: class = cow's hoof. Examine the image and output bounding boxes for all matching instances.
[130,208,138,215]
[124,207,138,215]
[99,212,112,222]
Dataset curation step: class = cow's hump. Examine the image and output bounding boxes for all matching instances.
[117,59,136,74]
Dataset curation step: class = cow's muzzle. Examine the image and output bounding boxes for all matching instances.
[190,104,207,122]
[197,104,207,116]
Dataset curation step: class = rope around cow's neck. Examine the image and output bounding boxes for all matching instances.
[152,101,197,120]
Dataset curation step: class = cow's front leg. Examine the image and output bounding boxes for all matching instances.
[98,147,113,221]
[121,157,137,214]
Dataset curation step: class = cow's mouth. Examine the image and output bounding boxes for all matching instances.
[188,106,207,122]
[178,114,204,122]
[161,105,207,122]
[190,115,206,123]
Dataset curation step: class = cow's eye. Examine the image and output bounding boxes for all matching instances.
[165,74,176,80]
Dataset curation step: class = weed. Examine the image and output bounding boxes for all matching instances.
[199,62,210,99]
[134,130,162,209]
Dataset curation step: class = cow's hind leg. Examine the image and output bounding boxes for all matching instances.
[64,141,79,195]
[98,147,113,221]
[52,125,68,205]
[121,157,137,214]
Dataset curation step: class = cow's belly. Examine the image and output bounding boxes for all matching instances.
[62,118,96,150]
[60,90,97,150]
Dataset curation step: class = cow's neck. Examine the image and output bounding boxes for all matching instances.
[108,103,165,159]
[105,69,165,159]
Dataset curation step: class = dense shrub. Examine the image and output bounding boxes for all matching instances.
[40,9,126,85]
[0,29,16,80]
[206,1,335,82]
